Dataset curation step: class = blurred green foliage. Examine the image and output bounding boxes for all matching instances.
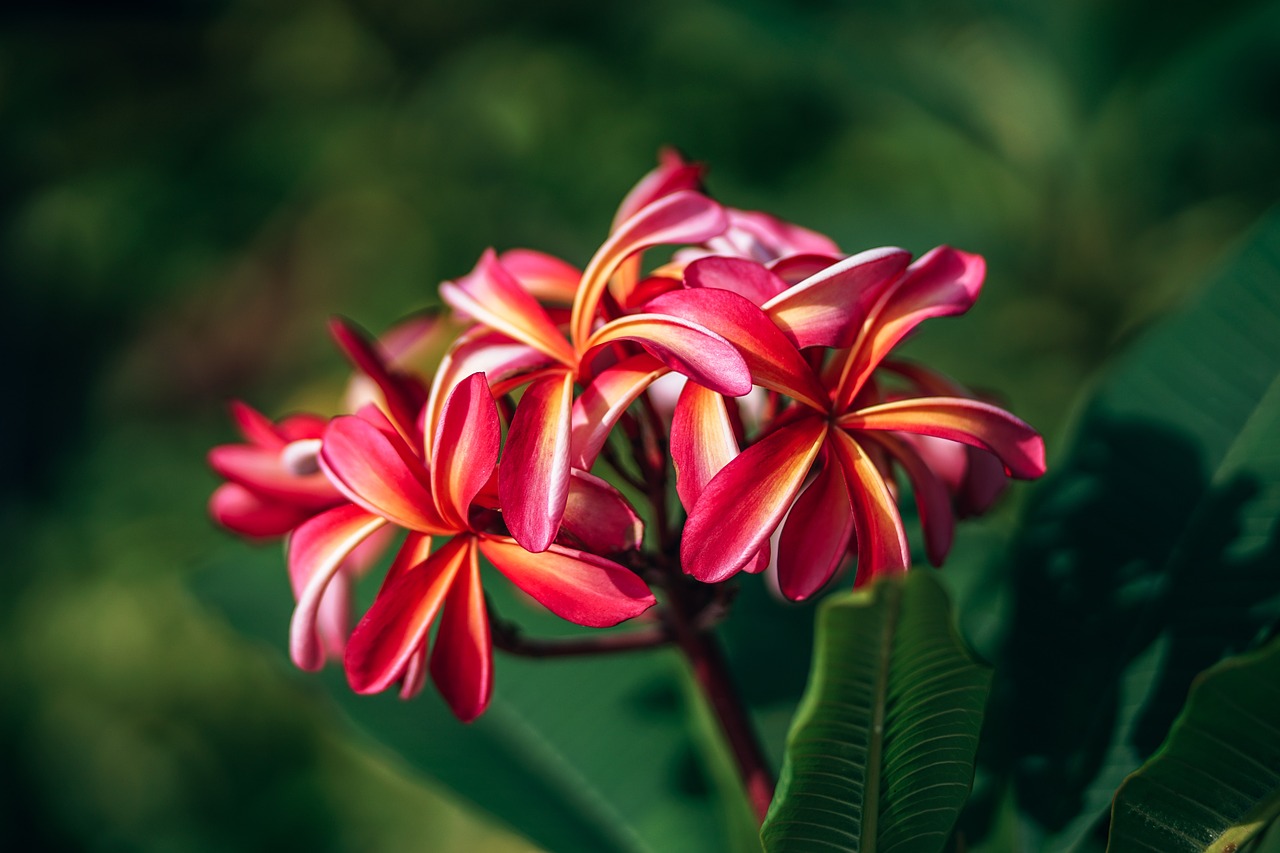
[2,0,1278,850]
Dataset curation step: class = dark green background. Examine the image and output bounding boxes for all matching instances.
[3,0,1279,850]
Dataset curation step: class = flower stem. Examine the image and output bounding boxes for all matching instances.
[488,602,671,658]
[661,575,775,825]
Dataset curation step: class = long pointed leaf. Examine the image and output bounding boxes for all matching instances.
[1107,638,1280,853]
[761,571,991,853]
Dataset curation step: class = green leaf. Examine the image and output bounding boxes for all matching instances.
[1107,638,1280,853]
[988,209,1280,846]
[760,570,992,853]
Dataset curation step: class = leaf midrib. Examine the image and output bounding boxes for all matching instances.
[861,579,904,853]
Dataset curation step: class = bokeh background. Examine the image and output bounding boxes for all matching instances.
[3,0,1279,850]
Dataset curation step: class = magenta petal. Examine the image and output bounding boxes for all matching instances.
[316,571,353,662]
[644,288,827,409]
[429,543,493,722]
[424,329,551,463]
[838,396,1046,479]
[569,352,668,470]
[329,318,423,439]
[572,190,727,348]
[867,432,955,567]
[479,537,655,628]
[440,249,576,366]
[828,430,910,587]
[612,148,705,229]
[585,313,751,397]
[681,417,828,583]
[670,381,738,513]
[684,256,788,305]
[208,444,338,508]
[229,400,286,448]
[762,247,912,349]
[345,535,471,694]
[431,372,501,528]
[777,451,855,601]
[287,505,388,671]
[320,415,451,534]
[561,469,644,553]
[498,371,574,552]
[399,646,429,699]
[958,446,1010,516]
[834,246,985,407]
[209,483,314,538]
[499,248,582,304]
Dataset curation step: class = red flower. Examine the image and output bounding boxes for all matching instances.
[670,246,1047,599]
[438,185,750,553]
[289,373,655,721]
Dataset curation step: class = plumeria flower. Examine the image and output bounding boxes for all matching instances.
[670,246,1047,600]
[208,316,446,665]
[208,401,340,538]
[439,188,753,553]
[288,372,655,721]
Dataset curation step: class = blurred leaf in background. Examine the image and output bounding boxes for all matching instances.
[2,0,1278,850]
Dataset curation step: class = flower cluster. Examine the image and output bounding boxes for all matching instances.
[209,150,1046,722]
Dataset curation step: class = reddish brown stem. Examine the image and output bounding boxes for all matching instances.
[489,602,671,658]
[493,626,671,658]
[662,576,776,824]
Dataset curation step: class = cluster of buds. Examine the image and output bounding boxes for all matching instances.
[209,150,1046,723]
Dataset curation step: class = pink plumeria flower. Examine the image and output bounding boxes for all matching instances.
[439,189,752,553]
[288,372,655,721]
[667,246,1047,600]
[208,402,339,538]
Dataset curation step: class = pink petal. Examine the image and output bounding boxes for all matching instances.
[865,432,955,567]
[571,190,727,350]
[837,396,1046,479]
[424,328,552,464]
[827,430,911,587]
[341,312,454,416]
[329,318,424,440]
[316,570,353,662]
[670,381,739,513]
[681,417,829,583]
[499,248,582,304]
[429,548,493,722]
[833,246,985,408]
[478,537,656,627]
[320,415,452,534]
[399,646,429,699]
[768,254,844,285]
[208,444,338,509]
[777,450,855,601]
[612,148,705,230]
[762,246,912,349]
[229,401,286,448]
[569,352,668,469]
[498,371,574,552]
[585,314,751,397]
[644,288,827,409]
[957,446,1011,516]
[440,249,576,366]
[431,372,501,528]
[683,256,788,306]
[287,505,388,671]
[378,531,434,596]
[722,208,842,260]
[561,469,644,553]
[208,483,315,538]
[275,413,330,443]
[345,535,472,694]
[341,523,398,578]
